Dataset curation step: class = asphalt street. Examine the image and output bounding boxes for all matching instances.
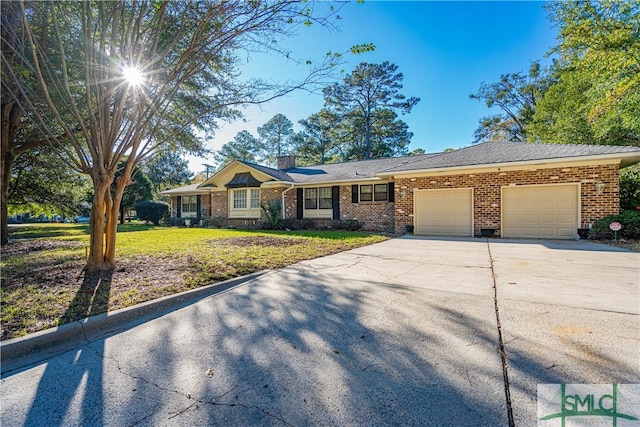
[1,236,639,426]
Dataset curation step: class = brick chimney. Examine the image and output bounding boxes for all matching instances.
[277,155,295,170]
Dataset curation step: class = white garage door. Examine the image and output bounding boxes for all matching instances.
[414,189,473,236]
[502,184,579,239]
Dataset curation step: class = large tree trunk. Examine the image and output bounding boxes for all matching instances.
[87,173,112,272]
[0,150,12,246]
[104,176,127,267]
[1,101,23,246]
[364,113,372,160]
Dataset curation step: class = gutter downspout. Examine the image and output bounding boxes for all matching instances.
[281,183,296,220]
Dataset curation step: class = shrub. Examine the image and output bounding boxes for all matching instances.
[201,216,225,228]
[277,218,315,230]
[620,166,640,211]
[334,219,362,231]
[300,218,316,230]
[261,198,282,229]
[589,210,640,240]
[163,217,185,227]
[135,200,169,225]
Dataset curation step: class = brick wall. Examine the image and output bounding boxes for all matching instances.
[167,163,620,236]
[200,194,211,217]
[339,185,395,232]
[210,191,228,218]
[393,164,620,235]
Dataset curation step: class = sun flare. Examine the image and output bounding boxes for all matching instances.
[122,66,144,86]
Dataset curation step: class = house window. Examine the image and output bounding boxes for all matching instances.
[319,187,332,209]
[305,187,332,210]
[233,189,247,209]
[374,184,388,201]
[232,188,260,210]
[359,184,389,202]
[360,185,373,202]
[304,188,318,209]
[250,189,260,209]
[182,195,197,214]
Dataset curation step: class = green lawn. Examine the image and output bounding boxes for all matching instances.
[1,223,388,340]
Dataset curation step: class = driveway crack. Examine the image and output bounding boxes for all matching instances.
[487,239,515,427]
[86,344,292,425]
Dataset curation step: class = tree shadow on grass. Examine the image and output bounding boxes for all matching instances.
[59,270,113,326]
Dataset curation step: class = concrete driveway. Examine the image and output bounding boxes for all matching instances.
[1,237,638,426]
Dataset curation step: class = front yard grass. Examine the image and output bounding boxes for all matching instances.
[1,224,388,340]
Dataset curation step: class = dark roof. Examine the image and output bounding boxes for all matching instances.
[225,172,262,188]
[160,142,640,195]
[237,160,293,182]
[378,142,640,174]
[282,153,440,183]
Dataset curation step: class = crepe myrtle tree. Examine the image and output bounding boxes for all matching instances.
[3,1,370,271]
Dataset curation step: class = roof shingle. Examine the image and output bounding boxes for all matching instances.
[159,142,640,195]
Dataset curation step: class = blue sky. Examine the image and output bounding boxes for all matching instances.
[189,1,558,172]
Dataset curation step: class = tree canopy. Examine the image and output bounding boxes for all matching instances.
[470,62,549,143]
[471,1,639,147]
[257,114,295,166]
[2,0,349,269]
[142,150,192,193]
[323,61,419,160]
[8,146,91,218]
[532,1,640,146]
[214,130,261,168]
[295,109,341,165]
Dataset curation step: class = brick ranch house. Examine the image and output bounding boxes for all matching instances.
[160,142,640,239]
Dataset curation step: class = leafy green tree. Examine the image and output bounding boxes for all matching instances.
[620,165,640,211]
[143,151,192,193]
[323,61,419,159]
[295,110,341,165]
[257,114,294,165]
[4,1,348,270]
[366,109,412,158]
[8,146,91,218]
[214,130,261,167]
[529,1,640,146]
[470,62,550,143]
[115,162,154,224]
[1,1,61,244]
[528,71,599,145]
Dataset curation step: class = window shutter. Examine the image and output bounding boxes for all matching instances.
[196,195,202,218]
[388,183,395,202]
[332,186,340,220]
[296,188,304,219]
[176,196,182,218]
[351,185,358,203]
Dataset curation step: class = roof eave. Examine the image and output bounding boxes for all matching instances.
[158,189,211,196]
[376,152,640,177]
[282,177,391,187]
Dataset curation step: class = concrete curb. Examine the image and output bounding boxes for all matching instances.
[1,271,269,375]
